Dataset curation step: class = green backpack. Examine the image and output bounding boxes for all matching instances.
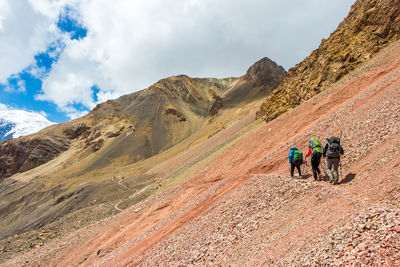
[310,138,322,156]
[293,150,303,164]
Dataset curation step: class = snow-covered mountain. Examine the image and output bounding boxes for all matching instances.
[0,108,54,142]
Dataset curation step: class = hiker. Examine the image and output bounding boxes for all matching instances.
[323,136,344,184]
[305,138,323,180]
[289,147,303,178]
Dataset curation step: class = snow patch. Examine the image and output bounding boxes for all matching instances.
[0,106,54,140]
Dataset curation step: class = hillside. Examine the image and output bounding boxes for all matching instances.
[0,58,285,180]
[5,33,399,267]
[2,0,400,265]
[257,0,400,121]
[0,57,285,263]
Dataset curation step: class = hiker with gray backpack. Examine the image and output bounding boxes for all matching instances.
[288,147,303,178]
[305,138,323,181]
[323,136,344,185]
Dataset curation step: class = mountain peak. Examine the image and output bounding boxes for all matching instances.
[244,57,286,88]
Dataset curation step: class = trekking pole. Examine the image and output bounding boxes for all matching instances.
[339,131,343,182]
[305,159,309,177]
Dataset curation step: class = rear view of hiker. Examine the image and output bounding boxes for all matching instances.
[289,147,303,178]
[323,136,344,184]
[305,137,323,180]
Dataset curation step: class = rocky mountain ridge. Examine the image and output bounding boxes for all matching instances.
[257,0,400,121]
[0,56,285,259]
[0,58,285,180]
[1,0,400,264]
[7,35,399,266]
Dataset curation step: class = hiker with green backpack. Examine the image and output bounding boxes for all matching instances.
[323,136,344,185]
[288,147,303,178]
[305,138,323,181]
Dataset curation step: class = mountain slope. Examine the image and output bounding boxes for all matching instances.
[0,57,285,262]
[2,0,400,264]
[8,36,400,267]
[0,57,285,180]
[257,0,400,121]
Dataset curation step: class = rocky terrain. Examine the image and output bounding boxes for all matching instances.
[257,0,400,121]
[1,57,286,181]
[0,57,285,263]
[4,32,400,266]
[1,0,400,265]
[244,57,286,88]
[281,208,400,266]
[0,136,70,178]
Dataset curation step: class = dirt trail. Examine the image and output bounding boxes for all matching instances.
[5,41,400,266]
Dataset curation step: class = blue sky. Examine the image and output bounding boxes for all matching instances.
[0,7,87,122]
[0,0,354,124]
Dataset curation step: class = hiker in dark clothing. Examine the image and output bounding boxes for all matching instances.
[323,136,344,184]
[289,147,302,177]
[305,138,323,180]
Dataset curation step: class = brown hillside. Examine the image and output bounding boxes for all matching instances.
[0,57,285,262]
[0,76,230,179]
[8,36,400,267]
[2,2,400,264]
[0,57,286,180]
[257,0,400,121]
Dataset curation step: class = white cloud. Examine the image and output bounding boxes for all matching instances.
[0,103,7,110]
[0,0,67,82]
[4,75,26,93]
[16,78,26,92]
[37,71,96,108]
[64,109,88,120]
[27,65,47,79]
[1,0,354,120]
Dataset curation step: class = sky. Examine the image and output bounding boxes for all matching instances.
[0,0,354,123]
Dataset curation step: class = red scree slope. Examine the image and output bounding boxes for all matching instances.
[5,41,400,266]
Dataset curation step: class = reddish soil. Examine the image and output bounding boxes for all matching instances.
[5,41,400,266]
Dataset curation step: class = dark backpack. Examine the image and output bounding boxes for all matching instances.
[327,137,341,158]
[329,136,340,145]
[293,150,303,165]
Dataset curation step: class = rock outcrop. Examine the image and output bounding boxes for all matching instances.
[208,96,223,117]
[0,136,70,178]
[63,123,91,139]
[257,0,400,121]
[244,57,286,89]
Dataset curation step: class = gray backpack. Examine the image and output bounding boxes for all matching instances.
[326,137,340,158]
